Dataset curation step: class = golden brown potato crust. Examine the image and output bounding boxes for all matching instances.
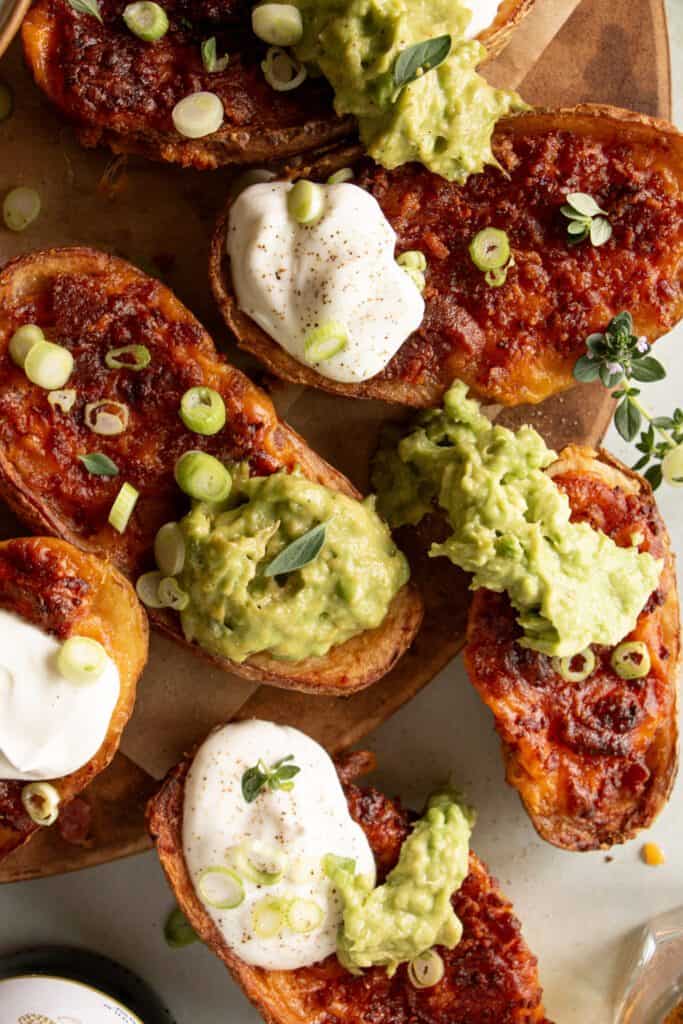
[148,749,552,1024]
[211,106,683,408]
[22,0,533,170]
[0,536,147,861]
[464,447,680,851]
[0,247,422,695]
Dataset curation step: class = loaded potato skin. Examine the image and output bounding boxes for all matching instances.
[0,535,147,861]
[0,247,422,695]
[464,447,679,851]
[211,106,683,408]
[21,0,533,171]
[148,750,552,1024]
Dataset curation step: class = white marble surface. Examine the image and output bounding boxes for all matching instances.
[1,6,682,1023]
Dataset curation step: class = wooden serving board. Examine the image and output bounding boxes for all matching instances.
[0,0,672,882]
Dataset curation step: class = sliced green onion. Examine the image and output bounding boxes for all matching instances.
[21,782,60,827]
[105,344,151,371]
[48,388,77,413]
[136,570,166,608]
[154,521,185,576]
[229,841,287,886]
[109,482,139,533]
[3,187,41,232]
[304,322,348,364]
[252,897,286,938]
[197,866,245,909]
[201,36,230,73]
[261,47,307,92]
[85,400,129,436]
[252,4,303,46]
[286,898,324,934]
[485,266,509,288]
[397,250,427,272]
[0,82,13,123]
[24,342,74,389]
[123,2,169,41]
[9,324,45,368]
[408,950,445,989]
[180,387,226,436]
[552,648,596,683]
[469,228,511,272]
[611,641,651,679]
[172,92,224,139]
[57,636,108,683]
[327,167,354,185]
[174,451,232,503]
[164,906,198,949]
[158,576,189,611]
[662,443,683,487]
[287,180,325,226]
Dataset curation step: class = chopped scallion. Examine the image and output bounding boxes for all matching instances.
[108,482,139,533]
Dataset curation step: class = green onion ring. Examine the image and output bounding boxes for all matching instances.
[552,648,596,683]
[408,949,445,989]
[154,521,185,577]
[287,180,325,226]
[85,400,129,436]
[397,250,427,272]
[179,386,227,436]
[21,782,60,827]
[48,389,77,413]
[105,344,151,371]
[252,4,303,46]
[174,451,232,503]
[3,186,41,232]
[252,897,286,938]
[123,1,169,42]
[198,866,245,909]
[611,640,651,680]
[57,636,109,684]
[109,482,139,533]
[24,341,74,389]
[286,898,324,934]
[261,47,307,92]
[327,168,354,185]
[172,92,224,139]
[9,324,45,368]
[136,570,165,609]
[304,322,349,364]
[158,576,189,611]
[469,228,511,271]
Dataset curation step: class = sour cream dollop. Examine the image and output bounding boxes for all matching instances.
[465,0,502,39]
[227,181,425,384]
[183,719,376,970]
[0,610,120,781]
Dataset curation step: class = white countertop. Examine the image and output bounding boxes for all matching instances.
[1,5,682,1022]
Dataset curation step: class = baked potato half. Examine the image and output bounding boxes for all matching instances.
[22,0,534,171]
[464,446,680,851]
[211,105,683,408]
[0,535,147,862]
[148,748,552,1024]
[0,247,422,696]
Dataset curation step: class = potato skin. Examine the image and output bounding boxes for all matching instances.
[0,536,147,861]
[21,0,533,171]
[148,748,552,1024]
[211,105,683,408]
[0,247,422,695]
[464,447,679,851]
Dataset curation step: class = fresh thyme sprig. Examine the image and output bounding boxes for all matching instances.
[573,312,682,489]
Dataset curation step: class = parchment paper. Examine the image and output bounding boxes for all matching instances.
[0,0,583,779]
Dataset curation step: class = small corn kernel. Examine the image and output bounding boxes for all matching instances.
[641,842,666,866]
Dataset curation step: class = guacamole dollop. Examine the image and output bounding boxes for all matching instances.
[293,0,526,182]
[326,792,473,973]
[177,466,409,663]
[372,382,662,657]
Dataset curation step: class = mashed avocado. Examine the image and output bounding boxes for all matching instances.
[372,382,662,657]
[293,0,526,182]
[177,465,409,663]
[326,792,473,973]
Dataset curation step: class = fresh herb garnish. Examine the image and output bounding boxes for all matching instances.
[67,0,103,23]
[241,754,301,803]
[79,452,120,477]
[264,522,327,577]
[201,37,230,73]
[561,192,612,247]
[393,35,452,91]
[572,311,681,489]
[164,906,198,949]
